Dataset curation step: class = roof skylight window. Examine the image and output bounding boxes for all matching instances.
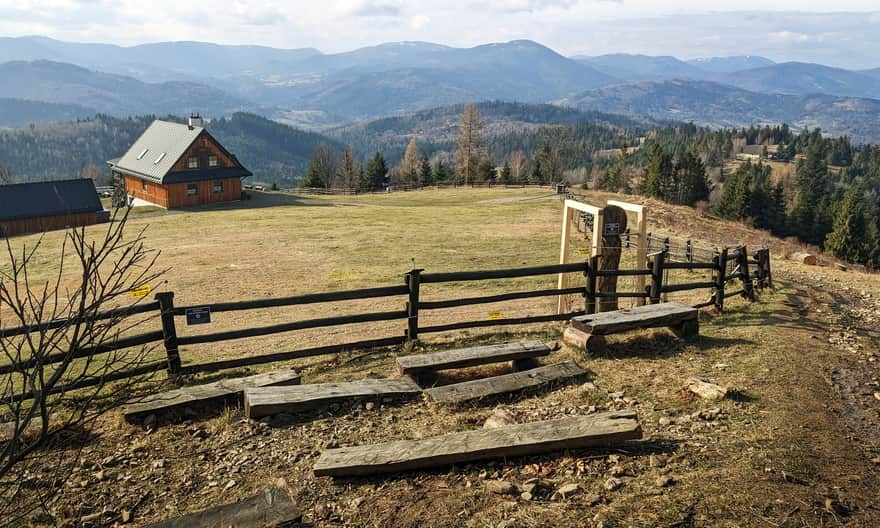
[154,152,166,164]
[136,148,149,160]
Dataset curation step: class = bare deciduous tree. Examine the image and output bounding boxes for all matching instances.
[0,167,11,186]
[335,145,361,191]
[455,103,485,185]
[396,138,421,186]
[0,209,166,525]
[509,151,529,183]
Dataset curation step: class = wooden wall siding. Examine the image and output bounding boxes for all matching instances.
[0,212,98,238]
[125,174,170,208]
[171,132,239,172]
[165,178,241,208]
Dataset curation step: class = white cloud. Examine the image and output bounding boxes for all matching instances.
[769,30,811,42]
[408,15,431,30]
[336,0,401,17]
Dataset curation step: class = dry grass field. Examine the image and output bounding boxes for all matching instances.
[3,187,880,527]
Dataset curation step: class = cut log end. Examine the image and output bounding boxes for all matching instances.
[789,252,817,266]
[564,327,607,355]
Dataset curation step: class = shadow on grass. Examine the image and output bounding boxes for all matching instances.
[185,191,333,212]
[593,333,754,360]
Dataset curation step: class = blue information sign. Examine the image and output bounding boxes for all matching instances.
[185,306,212,325]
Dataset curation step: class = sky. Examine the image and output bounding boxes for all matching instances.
[1,0,879,68]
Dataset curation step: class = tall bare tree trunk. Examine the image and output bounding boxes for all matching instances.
[456,103,484,185]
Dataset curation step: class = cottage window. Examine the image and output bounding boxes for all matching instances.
[187,184,198,196]
[142,180,147,191]
[188,156,198,169]
[208,155,218,167]
[213,181,223,193]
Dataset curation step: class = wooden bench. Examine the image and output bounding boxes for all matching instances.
[396,341,550,381]
[244,378,423,419]
[565,302,699,353]
[122,368,301,424]
[425,361,587,404]
[313,410,642,477]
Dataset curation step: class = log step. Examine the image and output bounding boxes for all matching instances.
[123,369,302,424]
[313,410,642,477]
[145,487,300,528]
[244,378,423,419]
[426,361,588,404]
[571,302,698,336]
[396,340,550,376]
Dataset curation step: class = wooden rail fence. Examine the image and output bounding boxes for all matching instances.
[1,247,771,400]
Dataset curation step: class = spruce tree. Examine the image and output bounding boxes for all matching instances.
[715,161,753,220]
[363,152,388,192]
[420,155,432,185]
[500,162,512,184]
[432,159,449,183]
[825,183,869,263]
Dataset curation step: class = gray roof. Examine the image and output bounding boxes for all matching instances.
[109,120,205,183]
[0,179,104,222]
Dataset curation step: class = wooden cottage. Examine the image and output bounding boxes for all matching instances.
[108,115,252,209]
[0,179,106,237]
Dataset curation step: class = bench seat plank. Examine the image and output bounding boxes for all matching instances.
[396,340,550,375]
[426,361,587,404]
[314,410,641,477]
[244,378,422,419]
[571,302,697,336]
[123,369,301,423]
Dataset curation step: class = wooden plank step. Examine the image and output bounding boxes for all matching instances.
[123,369,301,424]
[396,340,550,375]
[571,302,698,336]
[145,487,301,528]
[426,361,588,404]
[244,378,423,419]
[313,410,642,477]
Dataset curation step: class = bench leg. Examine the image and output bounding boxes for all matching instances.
[564,327,608,355]
[511,358,540,371]
[671,319,700,339]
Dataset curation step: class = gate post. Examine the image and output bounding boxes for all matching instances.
[155,292,181,374]
[405,269,423,341]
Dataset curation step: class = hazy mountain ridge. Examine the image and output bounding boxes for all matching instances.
[0,60,260,118]
[558,79,880,143]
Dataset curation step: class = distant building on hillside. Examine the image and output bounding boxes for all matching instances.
[108,115,252,209]
[0,178,107,237]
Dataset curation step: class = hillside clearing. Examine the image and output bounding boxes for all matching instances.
[2,188,879,527]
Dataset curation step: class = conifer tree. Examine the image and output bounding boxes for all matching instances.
[362,152,388,192]
[420,155,432,185]
[715,161,753,220]
[499,162,512,184]
[432,159,449,183]
[825,183,869,263]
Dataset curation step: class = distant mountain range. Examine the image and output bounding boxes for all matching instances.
[1,36,880,143]
[556,80,880,144]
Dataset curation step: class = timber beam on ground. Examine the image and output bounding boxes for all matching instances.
[313,410,642,477]
[122,368,302,424]
[396,340,551,378]
[425,361,588,404]
[244,378,423,419]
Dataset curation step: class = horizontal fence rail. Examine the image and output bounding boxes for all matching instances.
[2,246,772,401]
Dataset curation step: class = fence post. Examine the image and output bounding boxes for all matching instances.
[155,292,181,375]
[737,246,755,301]
[713,248,729,312]
[762,249,773,289]
[586,256,599,314]
[649,251,666,304]
[405,269,423,341]
[686,240,693,269]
